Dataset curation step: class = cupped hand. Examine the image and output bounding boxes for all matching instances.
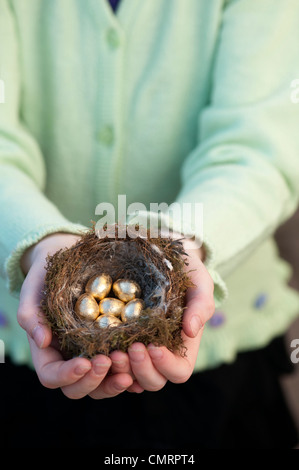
[109,237,215,394]
[18,233,134,399]
[17,232,214,399]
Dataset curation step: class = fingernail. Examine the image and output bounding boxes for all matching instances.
[129,347,145,362]
[112,360,125,368]
[74,364,91,376]
[32,325,45,348]
[93,358,110,376]
[114,382,127,391]
[148,345,163,360]
[190,316,202,336]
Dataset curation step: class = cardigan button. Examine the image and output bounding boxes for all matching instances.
[106,28,120,49]
[0,310,8,327]
[254,293,268,309]
[208,311,225,327]
[98,125,114,146]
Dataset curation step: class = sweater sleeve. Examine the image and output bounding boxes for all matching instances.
[127,0,299,307]
[0,1,87,296]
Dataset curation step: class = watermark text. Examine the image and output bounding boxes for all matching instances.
[290,339,299,364]
[94,195,203,244]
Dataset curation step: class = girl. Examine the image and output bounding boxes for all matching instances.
[1,0,299,448]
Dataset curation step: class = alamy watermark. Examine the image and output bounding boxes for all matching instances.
[94,194,204,244]
[290,339,299,364]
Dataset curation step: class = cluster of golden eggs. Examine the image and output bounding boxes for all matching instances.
[74,273,145,328]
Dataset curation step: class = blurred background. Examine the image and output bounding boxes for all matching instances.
[275,208,299,441]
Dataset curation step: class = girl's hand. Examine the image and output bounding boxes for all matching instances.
[110,238,215,393]
[18,233,134,399]
[18,231,214,398]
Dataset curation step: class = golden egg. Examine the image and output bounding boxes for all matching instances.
[74,293,100,321]
[121,298,145,322]
[85,273,112,301]
[99,297,125,317]
[112,279,141,302]
[95,314,122,328]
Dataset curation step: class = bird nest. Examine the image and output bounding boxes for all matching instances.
[41,224,193,359]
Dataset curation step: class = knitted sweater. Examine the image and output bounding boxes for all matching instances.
[1,0,299,370]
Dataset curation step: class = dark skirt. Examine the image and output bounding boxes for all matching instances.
[0,335,298,449]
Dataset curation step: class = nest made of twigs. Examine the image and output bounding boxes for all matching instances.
[41,224,193,359]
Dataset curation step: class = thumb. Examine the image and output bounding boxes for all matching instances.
[182,254,215,338]
[17,258,52,349]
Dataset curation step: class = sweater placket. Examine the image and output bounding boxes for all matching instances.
[94,2,126,211]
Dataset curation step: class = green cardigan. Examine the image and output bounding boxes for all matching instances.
[1,0,299,370]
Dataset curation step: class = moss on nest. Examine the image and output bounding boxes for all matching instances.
[41,224,193,359]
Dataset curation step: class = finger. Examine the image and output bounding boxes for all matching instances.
[61,355,112,399]
[147,328,204,383]
[18,260,52,348]
[182,293,214,338]
[88,373,134,399]
[110,350,135,378]
[128,342,167,392]
[126,381,145,393]
[28,335,92,389]
[183,259,215,338]
[110,350,144,393]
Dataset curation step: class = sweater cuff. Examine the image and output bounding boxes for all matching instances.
[4,222,88,296]
[126,210,228,309]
